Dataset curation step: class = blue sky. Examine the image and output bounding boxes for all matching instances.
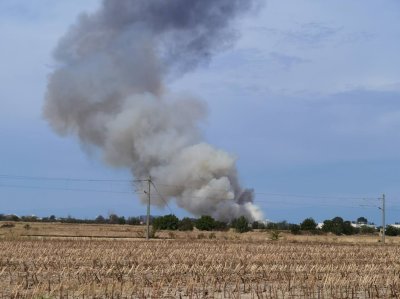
[1,0,400,224]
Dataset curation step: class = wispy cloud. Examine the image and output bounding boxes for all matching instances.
[268,52,310,70]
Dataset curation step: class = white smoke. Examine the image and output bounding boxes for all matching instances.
[43,0,263,221]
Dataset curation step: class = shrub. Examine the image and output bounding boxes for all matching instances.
[269,230,281,241]
[386,225,400,236]
[252,221,266,230]
[290,224,301,235]
[322,217,356,235]
[127,217,141,225]
[108,214,120,224]
[266,222,278,230]
[300,218,317,231]
[0,223,15,228]
[195,216,216,231]
[152,214,179,230]
[95,215,107,224]
[178,217,194,231]
[214,220,229,231]
[231,216,251,233]
[359,225,376,234]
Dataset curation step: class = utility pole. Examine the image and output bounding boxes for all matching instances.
[146,176,151,240]
[381,193,385,244]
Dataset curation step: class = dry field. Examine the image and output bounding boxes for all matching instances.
[1,222,399,244]
[1,223,400,298]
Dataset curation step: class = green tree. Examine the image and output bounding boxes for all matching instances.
[342,220,355,235]
[266,222,278,230]
[195,215,216,231]
[108,214,120,224]
[178,217,194,231]
[300,218,317,231]
[276,221,290,230]
[252,221,266,230]
[322,217,356,235]
[290,224,301,235]
[357,216,368,224]
[95,215,106,224]
[214,220,229,231]
[322,217,343,235]
[231,216,251,233]
[117,216,126,225]
[360,225,376,234]
[386,225,400,236]
[152,214,179,230]
[127,217,140,225]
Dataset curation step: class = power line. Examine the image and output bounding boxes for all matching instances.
[0,174,146,183]
[0,174,380,201]
[2,174,396,212]
[153,182,378,201]
[151,181,173,214]
[0,183,136,195]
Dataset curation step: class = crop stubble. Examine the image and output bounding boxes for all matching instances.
[0,239,399,298]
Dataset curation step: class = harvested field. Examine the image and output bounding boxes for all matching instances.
[1,237,400,298]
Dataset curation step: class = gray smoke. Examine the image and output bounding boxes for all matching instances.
[43,0,263,221]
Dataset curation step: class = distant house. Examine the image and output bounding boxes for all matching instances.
[389,224,400,229]
[350,221,376,229]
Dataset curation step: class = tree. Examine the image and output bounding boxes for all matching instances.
[252,221,266,230]
[322,217,343,235]
[266,222,278,230]
[342,220,355,235]
[290,224,301,235]
[178,217,194,231]
[357,216,368,224]
[214,220,229,231]
[117,216,126,225]
[300,218,317,231]
[152,214,179,230]
[127,217,140,225]
[95,215,106,224]
[231,216,251,233]
[195,215,216,231]
[108,214,120,224]
[360,225,376,234]
[386,225,400,236]
[276,221,290,230]
[322,217,356,235]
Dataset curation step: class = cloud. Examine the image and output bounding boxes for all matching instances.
[268,51,310,70]
[256,22,341,48]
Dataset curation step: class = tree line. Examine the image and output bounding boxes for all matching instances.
[0,213,394,235]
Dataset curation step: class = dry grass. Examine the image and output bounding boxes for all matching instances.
[1,222,398,244]
[0,223,400,298]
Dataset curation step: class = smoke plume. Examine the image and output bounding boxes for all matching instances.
[43,0,263,221]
